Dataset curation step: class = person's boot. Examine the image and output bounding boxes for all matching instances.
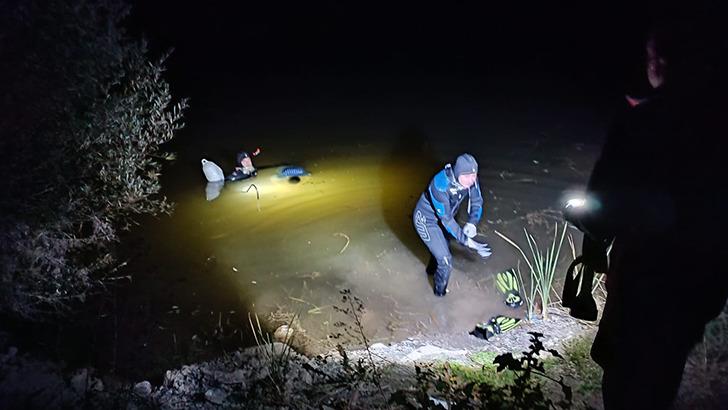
[433,257,451,297]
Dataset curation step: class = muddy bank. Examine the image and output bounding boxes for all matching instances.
[2,313,595,409]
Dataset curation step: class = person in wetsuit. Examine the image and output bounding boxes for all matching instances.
[413,153,492,296]
[226,150,257,181]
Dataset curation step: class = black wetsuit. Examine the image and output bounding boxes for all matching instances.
[413,162,483,296]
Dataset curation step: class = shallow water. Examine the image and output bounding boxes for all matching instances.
[129,126,601,361]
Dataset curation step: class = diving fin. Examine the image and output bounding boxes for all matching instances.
[470,321,497,340]
[493,315,521,333]
[496,269,524,308]
[470,315,521,340]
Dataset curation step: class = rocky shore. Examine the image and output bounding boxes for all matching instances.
[3,305,726,409]
[0,310,596,409]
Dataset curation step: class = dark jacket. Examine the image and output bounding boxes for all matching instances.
[584,86,728,368]
[417,163,483,244]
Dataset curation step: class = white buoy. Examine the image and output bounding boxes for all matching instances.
[201,159,224,182]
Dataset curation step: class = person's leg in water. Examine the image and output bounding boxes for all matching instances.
[413,208,452,296]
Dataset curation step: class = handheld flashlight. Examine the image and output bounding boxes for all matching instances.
[565,197,587,209]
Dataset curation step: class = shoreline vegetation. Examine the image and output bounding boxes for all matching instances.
[3,299,727,408]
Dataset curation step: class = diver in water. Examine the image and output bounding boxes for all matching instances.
[226,150,258,181]
[413,153,492,296]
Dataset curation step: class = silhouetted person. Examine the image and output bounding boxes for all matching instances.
[566,11,728,409]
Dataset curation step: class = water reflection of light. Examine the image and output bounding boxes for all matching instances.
[194,158,408,269]
[239,177,298,197]
[205,181,225,201]
[171,155,444,344]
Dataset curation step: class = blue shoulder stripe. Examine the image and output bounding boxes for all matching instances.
[433,170,449,191]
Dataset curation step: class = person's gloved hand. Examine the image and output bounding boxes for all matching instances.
[463,223,477,238]
[465,238,492,259]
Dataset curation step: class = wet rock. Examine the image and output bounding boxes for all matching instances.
[233,351,245,365]
[295,366,313,386]
[165,370,182,391]
[429,395,450,409]
[205,387,227,404]
[274,325,294,342]
[163,370,173,387]
[133,381,152,397]
[215,369,246,385]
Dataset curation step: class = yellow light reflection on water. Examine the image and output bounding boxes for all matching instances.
[159,154,502,350]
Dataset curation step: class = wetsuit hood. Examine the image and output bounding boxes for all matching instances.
[454,153,478,177]
[236,151,250,165]
[441,164,466,190]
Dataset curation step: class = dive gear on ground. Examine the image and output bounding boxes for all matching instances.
[496,269,524,308]
[470,315,521,340]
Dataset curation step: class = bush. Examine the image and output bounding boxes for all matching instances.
[562,335,603,396]
[0,0,187,319]
[390,332,575,409]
